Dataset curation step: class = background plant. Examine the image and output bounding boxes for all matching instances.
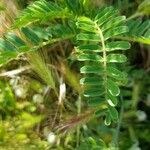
[0,0,150,149]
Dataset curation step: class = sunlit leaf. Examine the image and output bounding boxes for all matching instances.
[107,54,127,63]
[104,113,111,126]
[104,26,129,40]
[102,16,126,32]
[77,33,100,41]
[107,92,118,107]
[76,44,102,52]
[107,79,120,96]
[80,65,103,74]
[106,41,131,51]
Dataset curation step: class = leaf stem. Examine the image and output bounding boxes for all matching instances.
[95,22,107,99]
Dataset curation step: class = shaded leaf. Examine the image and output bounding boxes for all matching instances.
[108,106,118,121]
[84,87,104,97]
[0,39,16,51]
[4,33,26,47]
[78,54,103,62]
[21,27,41,45]
[95,109,107,117]
[88,97,105,107]
[80,77,103,85]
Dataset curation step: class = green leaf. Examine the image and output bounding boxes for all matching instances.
[77,22,97,33]
[102,16,126,32]
[0,51,17,64]
[95,7,119,26]
[138,0,150,15]
[77,54,103,62]
[12,0,69,28]
[107,54,127,63]
[95,109,107,117]
[21,27,40,45]
[123,19,150,45]
[0,39,16,51]
[129,20,142,35]
[77,17,94,24]
[31,27,51,40]
[47,24,72,38]
[107,79,120,96]
[106,41,131,51]
[144,28,150,38]
[80,77,103,85]
[108,106,118,121]
[104,26,129,40]
[107,92,118,107]
[77,33,100,41]
[84,87,104,97]
[4,33,26,47]
[75,6,130,126]
[104,113,111,126]
[88,97,105,107]
[136,20,150,37]
[80,65,103,74]
[76,17,97,33]
[0,5,5,11]
[76,44,102,52]
[65,0,80,14]
[107,66,127,81]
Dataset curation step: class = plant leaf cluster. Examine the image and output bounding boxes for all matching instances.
[75,7,131,125]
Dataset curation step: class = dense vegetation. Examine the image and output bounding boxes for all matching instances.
[0,0,150,149]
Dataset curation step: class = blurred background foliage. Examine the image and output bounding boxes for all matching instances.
[0,0,150,150]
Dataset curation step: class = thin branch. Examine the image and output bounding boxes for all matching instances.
[0,66,31,78]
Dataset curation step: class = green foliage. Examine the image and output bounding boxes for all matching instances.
[0,81,16,115]
[138,0,150,15]
[0,79,48,150]
[0,0,150,149]
[0,25,73,65]
[12,0,70,28]
[75,7,130,125]
[124,19,150,44]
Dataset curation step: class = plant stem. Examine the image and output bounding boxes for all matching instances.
[113,96,124,148]
[95,22,107,99]
[132,81,141,110]
[126,12,142,21]
[76,95,81,147]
